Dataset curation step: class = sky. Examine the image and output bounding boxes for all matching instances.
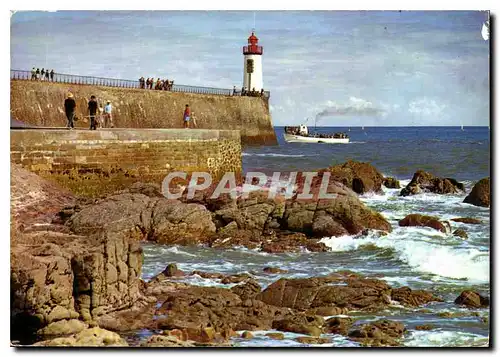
[10,10,490,126]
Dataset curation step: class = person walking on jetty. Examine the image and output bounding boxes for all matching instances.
[88,95,98,130]
[35,68,40,80]
[31,67,36,80]
[64,92,76,129]
[191,111,198,128]
[104,100,113,128]
[45,70,50,81]
[40,68,45,81]
[183,104,191,128]
[50,69,55,81]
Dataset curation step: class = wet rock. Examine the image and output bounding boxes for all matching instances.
[257,273,394,312]
[383,177,401,189]
[324,317,354,336]
[272,314,324,336]
[221,273,253,284]
[295,336,331,344]
[450,217,483,225]
[34,327,128,346]
[398,214,450,233]
[230,279,262,300]
[463,178,490,207]
[327,160,385,194]
[284,182,392,237]
[400,170,464,196]
[348,319,405,347]
[241,331,254,339]
[391,286,443,307]
[454,290,489,308]
[453,229,468,239]
[306,306,347,316]
[263,267,288,274]
[265,332,285,340]
[415,324,434,331]
[141,334,194,347]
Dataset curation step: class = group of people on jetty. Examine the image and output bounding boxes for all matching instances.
[284,125,349,139]
[139,77,174,90]
[234,86,266,97]
[63,93,197,130]
[63,93,113,130]
[30,67,55,81]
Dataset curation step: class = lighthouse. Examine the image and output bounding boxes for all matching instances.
[243,31,263,92]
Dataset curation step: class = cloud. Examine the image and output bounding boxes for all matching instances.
[315,97,386,119]
[408,97,447,117]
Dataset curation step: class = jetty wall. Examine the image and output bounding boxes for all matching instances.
[10,129,242,197]
[10,80,277,145]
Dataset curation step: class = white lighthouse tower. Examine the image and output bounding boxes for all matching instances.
[243,31,263,92]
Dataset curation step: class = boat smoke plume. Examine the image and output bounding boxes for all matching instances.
[315,97,385,119]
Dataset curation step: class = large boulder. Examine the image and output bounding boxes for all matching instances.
[327,160,385,194]
[383,177,401,189]
[398,214,450,233]
[283,181,392,237]
[454,290,489,308]
[400,170,464,196]
[67,193,216,244]
[463,178,490,207]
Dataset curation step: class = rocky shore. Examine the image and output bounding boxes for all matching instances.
[10,162,490,347]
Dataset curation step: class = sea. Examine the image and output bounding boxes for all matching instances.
[138,126,491,347]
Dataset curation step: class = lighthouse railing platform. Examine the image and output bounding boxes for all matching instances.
[11,69,270,98]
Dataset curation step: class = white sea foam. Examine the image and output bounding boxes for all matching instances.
[404,330,489,347]
[319,229,489,283]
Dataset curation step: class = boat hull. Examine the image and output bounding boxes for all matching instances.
[283,133,349,144]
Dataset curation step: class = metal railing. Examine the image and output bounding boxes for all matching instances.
[11,69,270,98]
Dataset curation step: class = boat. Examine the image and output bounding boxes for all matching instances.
[283,124,349,144]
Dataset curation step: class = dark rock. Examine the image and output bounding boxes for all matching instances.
[391,286,443,307]
[398,214,450,233]
[415,324,434,331]
[348,319,405,347]
[383,177,401,189]
[272,314,324,336]
[453,229,468,239]
[230,279,262,300]
[454,290,489,308]
[400,170,464,196]
[263,267,288,274]
[450,217,483,225]
[265,332,285,340]
[463,178,490,207]
[295,336,331,344]
[324,316,354,335]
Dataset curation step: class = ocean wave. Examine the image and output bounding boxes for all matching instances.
[404,330,489,347]
[319,229,489,283]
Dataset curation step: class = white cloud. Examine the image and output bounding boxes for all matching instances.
[408,97,447,117]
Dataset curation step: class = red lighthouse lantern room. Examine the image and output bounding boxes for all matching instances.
[243,31,263,55]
